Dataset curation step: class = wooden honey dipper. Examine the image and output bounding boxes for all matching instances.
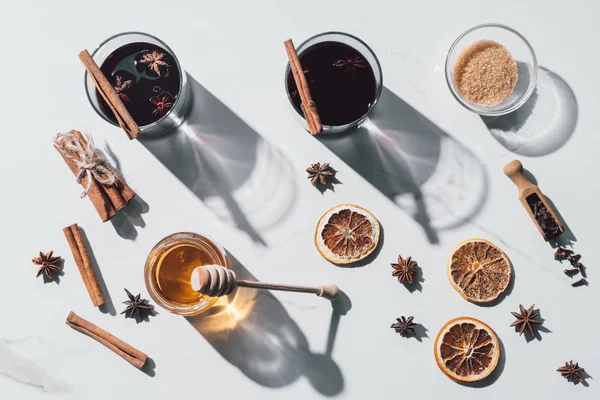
[190,265,340,300]
[504,160,564,240]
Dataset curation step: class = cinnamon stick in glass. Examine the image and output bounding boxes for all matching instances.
[63,224,105,307]
[79,50,141,140]
[54,130,136,222]
[66,312,147,369]
[284,39,322,135]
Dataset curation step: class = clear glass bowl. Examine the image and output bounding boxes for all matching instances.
[84,32,191,137]
[284,31,383,134]
[445,23,538,116]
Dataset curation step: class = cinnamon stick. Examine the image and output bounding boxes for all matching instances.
[71,130,135,211]
[63,224,105,307]
[66,312,147,369]
[284,39,323,135]
[54,130,136,222]
[79,50,141,140]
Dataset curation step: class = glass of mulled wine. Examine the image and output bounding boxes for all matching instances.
[285,32,383,134]
[84,32,191,136]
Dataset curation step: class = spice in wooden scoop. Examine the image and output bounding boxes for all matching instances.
[526,194,562,240]
[503,160,563,241]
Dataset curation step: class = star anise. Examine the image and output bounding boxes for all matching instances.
[121,289,154,319]
[557,360,585,383]
[139,50,170,76]
[32,251,61,279]
[149,94,174,117]
[306,162,334,186]
[113,75,133,103]
[510,304,543,336]
[391,316,416,337]
[391,255,418,284]
[332,56,367,78]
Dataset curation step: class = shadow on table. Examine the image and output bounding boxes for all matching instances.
[103,145,150,240]
[139,75,297,245]
[109,196,150,241]
[482,67,578,157]
[318,87,488,244]
[186,253,347,396]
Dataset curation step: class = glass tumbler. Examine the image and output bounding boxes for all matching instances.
[284,31,383,134]
[84,31,191,137]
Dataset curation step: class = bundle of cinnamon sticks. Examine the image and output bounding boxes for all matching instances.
[55,130,135,222]
[284,39,323,135]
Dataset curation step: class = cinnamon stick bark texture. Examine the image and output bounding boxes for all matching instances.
[79,50,141,140]
[284,39,323,135]
[66,312,147,369]
[63,224,105,307]
[54,130,136,222]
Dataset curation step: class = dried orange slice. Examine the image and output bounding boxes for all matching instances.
[434,317,500,382]
[314,204,380,265]
[446,238,511,303]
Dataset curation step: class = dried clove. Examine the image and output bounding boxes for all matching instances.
[563,268,580,277]
[578,264,588,278]
[554,247,573,260]
[572,278,588,287]
[526,194,562,240]
[568,254,582,266]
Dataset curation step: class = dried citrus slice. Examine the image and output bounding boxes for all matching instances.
[434,317,500,382]
[446,238,511,303]
[314,204,380,265]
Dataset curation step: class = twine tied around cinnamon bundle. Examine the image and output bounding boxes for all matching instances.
[54,131,116,198]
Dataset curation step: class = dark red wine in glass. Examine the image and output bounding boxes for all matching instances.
[286,41,377,127]
[97,42,181,126]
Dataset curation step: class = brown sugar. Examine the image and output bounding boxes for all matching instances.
[453,40,518,106]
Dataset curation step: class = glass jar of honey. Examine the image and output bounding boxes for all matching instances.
[144,232,228,316]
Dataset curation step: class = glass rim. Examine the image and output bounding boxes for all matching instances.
[284,31,384,130]
[84,31,184,129]
[445,23,539,117]
[143,232,227,316]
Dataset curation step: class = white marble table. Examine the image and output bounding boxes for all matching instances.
[1,0,598,398]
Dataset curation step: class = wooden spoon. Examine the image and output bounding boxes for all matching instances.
[503,160,563,241]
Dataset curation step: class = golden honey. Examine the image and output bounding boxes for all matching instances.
[144,233,227,316]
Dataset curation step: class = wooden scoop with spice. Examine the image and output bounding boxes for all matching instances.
[504,160,563,240]
[191,264,339,300]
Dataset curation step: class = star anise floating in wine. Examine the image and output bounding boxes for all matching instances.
[306,162,335,186]
[557,360,585,383]
[121,289,154,319]
[391,255,419,284]
[32,251,61,279]
[510,304,543,336]
[332,56,367,79]
[391,316,416,337]
[113,75,133,103]
[139,50,170,76]
[150,94,174,117]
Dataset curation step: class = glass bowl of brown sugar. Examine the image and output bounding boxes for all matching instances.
[446,23,538,116]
